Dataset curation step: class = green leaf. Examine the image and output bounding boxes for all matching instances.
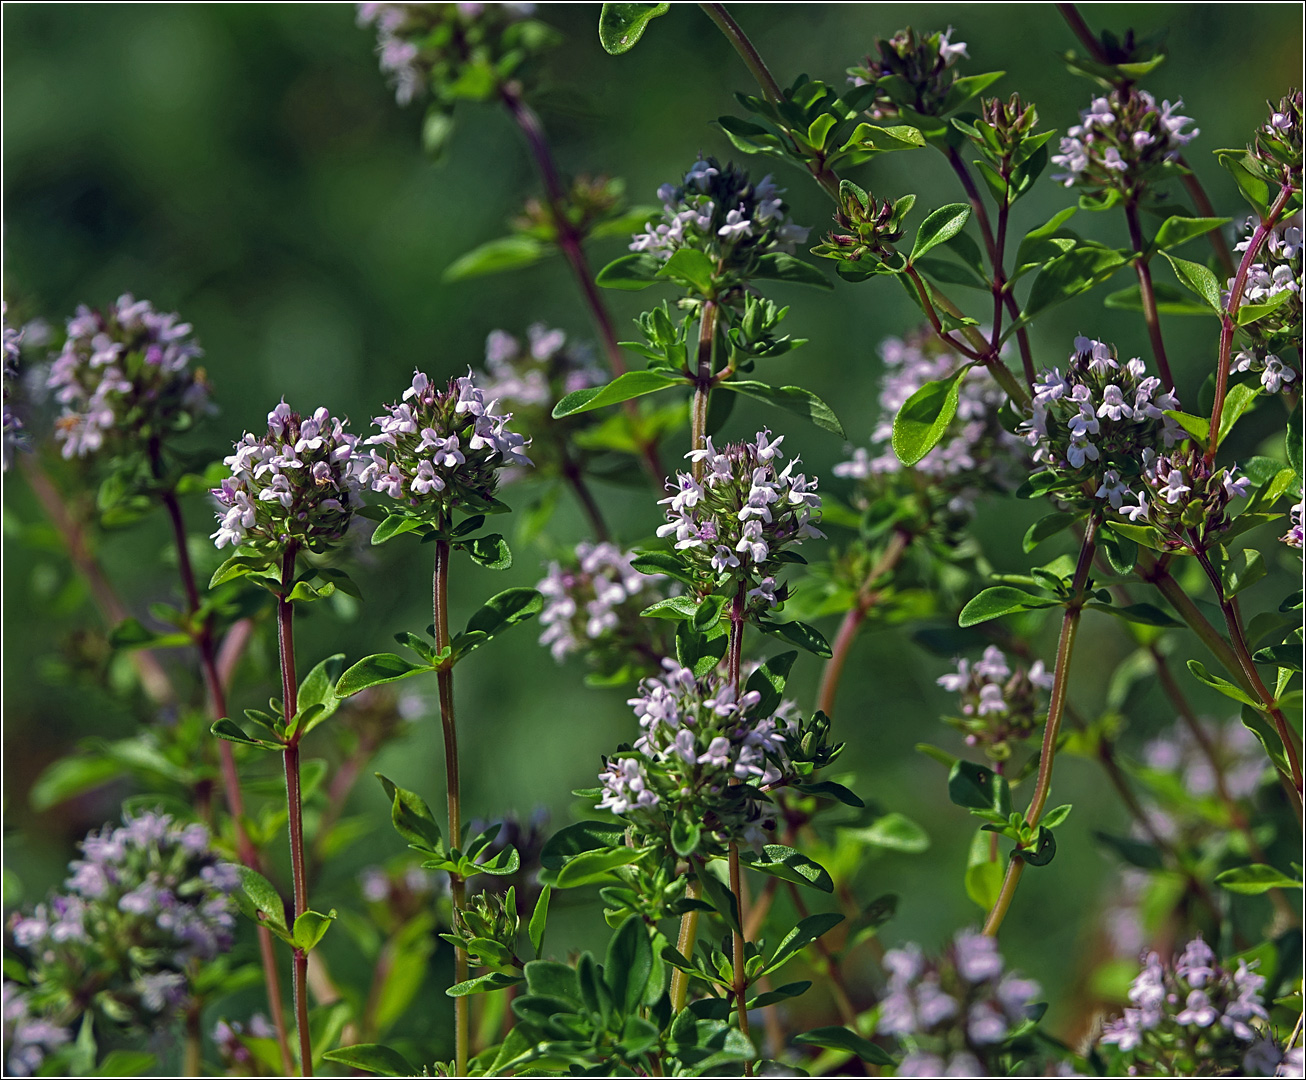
[965,828,1003,910]
[765,912,844,975]
[552,370,685,418]
[749,981,812,1009]
[657,247,717,293]
[1023,246,1128,323]
[605,915,654,1015]
[1085,602,1180,628]
[528,885,551,956]
[376,774,443,852]
[522,959,583,1005]
[238,867,288,934]
[29,756,122,812]
[793,1027,894,1066]
[107,617,191,650]
[751,252,832,289]
[852,812,930,854]
[1216,383,1259,448]
[1160,251,1223,313]
[1217,149,1271,214]
[208,553,278,589]
[718,380,845,436]
[598,2,670,54]
[948,760,1009,813]
[297,653,344,722]
[595,251,665,290]
[293,909,337,952]
[90,1051,157,1077]
[555,846,644,888]
[540,820,628,870]
[1016,825,1056,867]
[370,513,426,546]
[744,651,796,717]
[693,592,727,631]
[336,653,430,697]
[1289,407,1303,481]
[1224,548,1266,598]
[321,1044,418,1078]
[794,780,864,808]
[642,595,700,620]
[757,618,832,657]
[1151,216,1230,253]
[910,203,971,263]
[1215,864,1302,895]
[891,366,970,466]
[670,818,702,857]
[211,717,279,750]
[1187,659,1259,708]
[1164,410,1210,443]
[1103,282,1218,317]
[1041,804,1073,830]
[1023,512,1078,553]
[630,551,696,587]
[443,235,548,282]
[958,586,1058,627]
[743,845,834,892]
[465,588,544,645]
[447,971,524,996]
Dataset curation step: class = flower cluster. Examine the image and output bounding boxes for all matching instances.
[2,984,70,1078]
[361,371,530,518]
[630,158,809,277]
[878,928,1042,1076]
[1251,90,1302,183]
[937,645,1053,762]
[834,329,1025,516]
[1103,446,1250,550]
[597,660,798,848]
[47,294,210,461]
[479,324,604,414]
[1023,336,1183,497]
[1051,88,1197,194]
[847,26,969,121]
[1100,937,1283,1075]
[3,304,28,471]
[1282,498,1303,549]
[1229,212,1302,387]
[357,3,545,108]
[658,429,823,608]
[4,811,237,1068]
[536,542,673,678]
[212,401,362,551]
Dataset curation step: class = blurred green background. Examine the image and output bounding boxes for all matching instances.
[3,0,1301,1051]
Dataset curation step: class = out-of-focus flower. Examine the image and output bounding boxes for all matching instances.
[937,645,1053,762]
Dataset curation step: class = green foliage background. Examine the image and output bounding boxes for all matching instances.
[3,1,1301,1049]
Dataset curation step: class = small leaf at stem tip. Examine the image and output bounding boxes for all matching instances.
[909,203,971,263]
[597,2,670,54]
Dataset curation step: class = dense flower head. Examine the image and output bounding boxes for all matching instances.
[847,26,969,121]
[1282,498,1304,549]
[833,329,1025,516]
[878,928,1042,1076]
[46,294,210,461]
[479,324,604,414]
[536,542,673,676]
[1252,89,1303,181]
[630,158,810,274]
[598,660,800,848]
[361,370,530,518]
[1022,336,1183,498]
[357,2,543,107]
[1105,446,1250,550]
[1229,212,1303,372]
[1051,88,1197,193]
[4,811,237,1058]
[658,429,823,608]
[937,645,1053,762]
[1100,937,1281,1075]
[212,401,362,551]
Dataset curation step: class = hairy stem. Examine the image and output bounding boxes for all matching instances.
[728,841,753,1072]
[984,515,1099,936]
[1125,199,1175,391]
[816,529,912,718]
[498,80,664,483]
[432,535,469,1074]
[690,300,719,480]
[278,548,313,1076]
[160,485,294,1072]
[1209,181,1295,461]
[669,875,703,1012]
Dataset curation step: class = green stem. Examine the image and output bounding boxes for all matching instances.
[1125,199,1175,391]
[728,841,752,1073]
[278,547,313,1077]
[432,534,469,1075]
[669,875,702,1012]
[984,515,1099,936]
[1209,181,1295,461]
